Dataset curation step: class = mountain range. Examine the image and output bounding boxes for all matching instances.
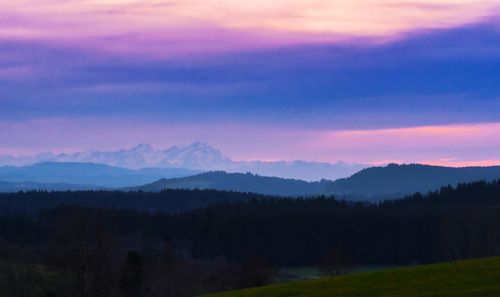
[326,164,500,200]
[127,171,327,197]
[2,147,500,200]
[0,162,198,189]
[0,142,366,181]
[130,164,500,200]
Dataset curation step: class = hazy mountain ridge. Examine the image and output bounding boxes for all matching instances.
[127,171,329,197]
[0,143,365,181]
[3,162,500,198]
[328,164,500,199]
[229,160,365,182]
[130,164,500,200]
[0,180,100,192]
[0,162,199,188]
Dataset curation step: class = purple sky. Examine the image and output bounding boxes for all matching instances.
[1,1,500,165]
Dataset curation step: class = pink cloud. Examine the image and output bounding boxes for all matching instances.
[305,123,500,164]
[1,0,499,58]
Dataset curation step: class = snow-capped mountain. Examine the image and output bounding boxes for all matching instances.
[29,142,230,170]
[156,142,232,170]
[0,143,366,181]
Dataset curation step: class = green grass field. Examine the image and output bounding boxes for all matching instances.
[276,265,403,281]
[200,257,500,297]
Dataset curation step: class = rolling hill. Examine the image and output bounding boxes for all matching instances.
[328,164,500,199]
[200,257,500,297]
[126,171,328,196]
[4,162,500,199]
[130,164,500,200]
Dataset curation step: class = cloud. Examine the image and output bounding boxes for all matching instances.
[307,122,500,164]
[1,0,499,57]
[1,1,499,165]
[1,21,500,130]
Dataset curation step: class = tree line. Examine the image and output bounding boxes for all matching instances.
[1,180,500,296]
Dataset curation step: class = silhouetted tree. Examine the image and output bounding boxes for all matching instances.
[120,251,143,297]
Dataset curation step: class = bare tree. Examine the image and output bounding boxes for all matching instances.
[46,211,117,297]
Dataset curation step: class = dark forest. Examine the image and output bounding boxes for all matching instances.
[1,180,500,296]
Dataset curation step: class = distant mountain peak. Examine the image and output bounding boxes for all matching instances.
[183,142,226,156]
[157,142,231,170]
[0,142,367,181]
[130,143,154,153]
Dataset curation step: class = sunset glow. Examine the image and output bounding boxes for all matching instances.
[1,0,500,166]
[2,0,499,57]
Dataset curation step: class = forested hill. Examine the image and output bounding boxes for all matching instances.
[126,171,328,196]
[128,165,500,200]
[327,164,500,199]
[3,163,500,199]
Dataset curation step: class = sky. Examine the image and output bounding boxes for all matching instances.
[1,0,500,165]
